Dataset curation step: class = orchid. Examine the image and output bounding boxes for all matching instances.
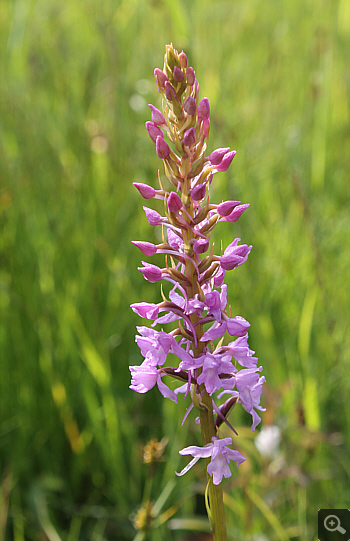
[129,44,265,541]
[176,437,246,485]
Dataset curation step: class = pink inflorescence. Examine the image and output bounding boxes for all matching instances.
[130,44,265,485]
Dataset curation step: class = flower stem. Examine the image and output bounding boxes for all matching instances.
[198,391,228,541]
[183,222,227,540]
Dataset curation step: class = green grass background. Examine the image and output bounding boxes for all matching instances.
[0,0,349,539]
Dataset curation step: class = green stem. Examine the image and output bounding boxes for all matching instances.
[198,392,227,541]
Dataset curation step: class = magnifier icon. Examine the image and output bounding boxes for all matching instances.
[324,514,346,534]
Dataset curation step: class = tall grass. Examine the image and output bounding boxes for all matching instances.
[0,0,349,539]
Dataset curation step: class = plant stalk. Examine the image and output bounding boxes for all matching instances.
[183,196,228,541]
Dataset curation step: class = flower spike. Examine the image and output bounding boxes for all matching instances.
[129,45,264,533]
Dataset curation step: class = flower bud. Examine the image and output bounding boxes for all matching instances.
[148,104,166,126]
[146,121,164,143]
[217,200,241,216]
[197,97,210,120]
[138,262,162,283]
[216,150,236,172]
[183,127,196,147]
[154,68,168,92]
[133,183,156,199]
[132,241,158,256]
[224,203,250,223]
[185,67,195,86]
[191,183,206,201]
[209,147,230,166]
[143,206,162,225]
[156,136,171,159]
[167,191,182,213]
[165,81,177,101]
[183,96,197,115]
[179,51,187,68]
[193,238,209,254]
[173,66,184,82]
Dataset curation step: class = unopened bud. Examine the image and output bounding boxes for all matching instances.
[154,68,168,92]
[133,183,156,199]
[173,66,184,82]
[197,97,210,120]
[143,206,163,225]
[191,183,206,201]
[167,191,182,213]
[165,81,177,101]
[185,67,195,86]
[183,96,197,115]
[138,262,162,283]
[146,121,164,143]
[193,238,209,254]
[156,136,171,159]
[183,127,196,147]
[148,104,166,126]
[132,241,158,256]
[179,51,187,68]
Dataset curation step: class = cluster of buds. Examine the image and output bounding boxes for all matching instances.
[130,44,265,486]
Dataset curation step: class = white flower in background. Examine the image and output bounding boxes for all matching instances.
[255,425,281,459]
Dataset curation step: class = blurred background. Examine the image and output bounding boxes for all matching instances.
[1,0,349,540]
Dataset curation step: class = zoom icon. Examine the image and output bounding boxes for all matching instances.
[318,509,350,540]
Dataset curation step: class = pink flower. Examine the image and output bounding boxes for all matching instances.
[209,147,230,166]
[223,203,250,223]
[130,363,177,402]
[216,150,236,172]
[220,238,252,271]
[176,437,246,485]
[217,200,241,216]
[131,302,159,320]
